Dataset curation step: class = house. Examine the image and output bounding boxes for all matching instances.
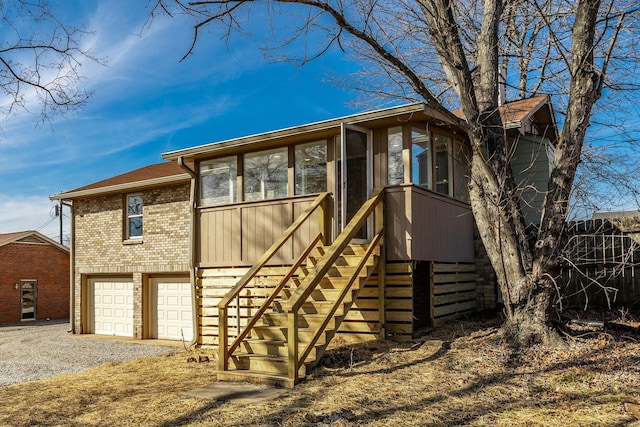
[500,95,558,225]
[52,98,557,387]
[0,230,69,324]
[50,161,194,339]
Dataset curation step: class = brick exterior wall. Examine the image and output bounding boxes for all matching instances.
[0,242,69,324]
[73,183,191,338]
[474,226,498,310]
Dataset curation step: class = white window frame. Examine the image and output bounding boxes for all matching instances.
[126,193,143,239]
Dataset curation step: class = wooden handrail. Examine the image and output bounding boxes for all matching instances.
[217,192,330,309]
[225,232,323,357]
[297,229,383,367]
[282,187,384,383]
[282,188,384,313]
[218,192,330,371]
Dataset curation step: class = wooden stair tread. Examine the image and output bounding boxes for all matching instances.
[218,223,381,388]
[232,352,317,363]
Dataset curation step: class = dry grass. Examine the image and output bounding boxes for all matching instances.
[1,312,639,426]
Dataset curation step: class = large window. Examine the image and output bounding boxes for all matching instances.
[410,127,455,197]
[411,127,432,188]
[387,126,403,185]
[244,147,288,201]
[434,135,453,196]
[295,140,327,195]
[199,156,237,206]
[126,194,143,239]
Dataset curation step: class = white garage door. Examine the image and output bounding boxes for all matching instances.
[150,278,193,341]
[90,278,134,337]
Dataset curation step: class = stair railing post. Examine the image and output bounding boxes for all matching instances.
[319,194,332,245]
[236,294,241,337]
[287,309,299,384]
[218,306,229,371]
[375,190,386,340]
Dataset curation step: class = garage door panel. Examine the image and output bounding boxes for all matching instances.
[151,278,193,341]
[90,278,134,337]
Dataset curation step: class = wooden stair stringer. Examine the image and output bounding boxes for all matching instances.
[218,242,380,388]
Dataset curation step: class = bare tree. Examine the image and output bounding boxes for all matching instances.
[0,1,94,126]
[151,0,640,345]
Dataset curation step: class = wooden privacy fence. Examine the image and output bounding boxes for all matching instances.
[559,219,640,309]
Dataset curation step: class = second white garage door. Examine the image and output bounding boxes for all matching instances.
[90,278,134,337]
[150,278,193,341]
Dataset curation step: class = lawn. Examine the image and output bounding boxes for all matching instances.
[1,312,638,426]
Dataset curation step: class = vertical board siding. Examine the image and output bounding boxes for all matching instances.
[384,187,411,260]
[385,185,474,263]
[410,188,475,262]
[198,195,317,267]
[432,262,476,326]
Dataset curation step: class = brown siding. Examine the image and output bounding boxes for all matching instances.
[385,185,475,263]
[198,195,322,267]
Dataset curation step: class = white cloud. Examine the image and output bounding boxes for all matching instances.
[0,194,65,240]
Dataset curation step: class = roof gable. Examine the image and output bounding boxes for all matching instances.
[0,230,69,253]
[452,95,558,144]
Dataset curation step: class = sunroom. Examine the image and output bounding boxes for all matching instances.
[163,103,476,387]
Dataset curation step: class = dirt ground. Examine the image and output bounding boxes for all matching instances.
[0,311,638,426]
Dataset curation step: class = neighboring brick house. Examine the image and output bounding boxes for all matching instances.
[0,231,69,324]
[51,162,193,340]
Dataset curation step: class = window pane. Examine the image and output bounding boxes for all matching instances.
[453,140,470,203]
[387,126,403,185]
[244,147,288,201]
[434,134,453,196]
[295,141,327,195]
[411,127,431,188]
[128,217,143,238]
[200,156,237,206]
[127,195,143,215]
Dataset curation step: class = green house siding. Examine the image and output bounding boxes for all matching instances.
[510,134,553,225]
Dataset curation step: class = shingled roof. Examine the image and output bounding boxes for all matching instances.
[51,161,191,200]
[453,95,558,144]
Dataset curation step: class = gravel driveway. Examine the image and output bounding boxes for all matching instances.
[0,319,179,386]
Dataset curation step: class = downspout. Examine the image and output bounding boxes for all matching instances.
[178,156,199,347]
[62,200,75,333]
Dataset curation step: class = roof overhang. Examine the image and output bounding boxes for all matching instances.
[50,173,189,201]
[162,103,460,161]
[502,95,558,145]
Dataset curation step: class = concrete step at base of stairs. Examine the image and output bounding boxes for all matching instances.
[216,370,297,389]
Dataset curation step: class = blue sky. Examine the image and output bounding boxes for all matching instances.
[0,1,361,240]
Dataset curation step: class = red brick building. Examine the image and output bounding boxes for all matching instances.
[0,231,70,324]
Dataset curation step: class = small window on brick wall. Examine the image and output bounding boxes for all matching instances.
[126,194,143,239]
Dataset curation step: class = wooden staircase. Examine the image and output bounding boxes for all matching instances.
[217,189,384,388]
